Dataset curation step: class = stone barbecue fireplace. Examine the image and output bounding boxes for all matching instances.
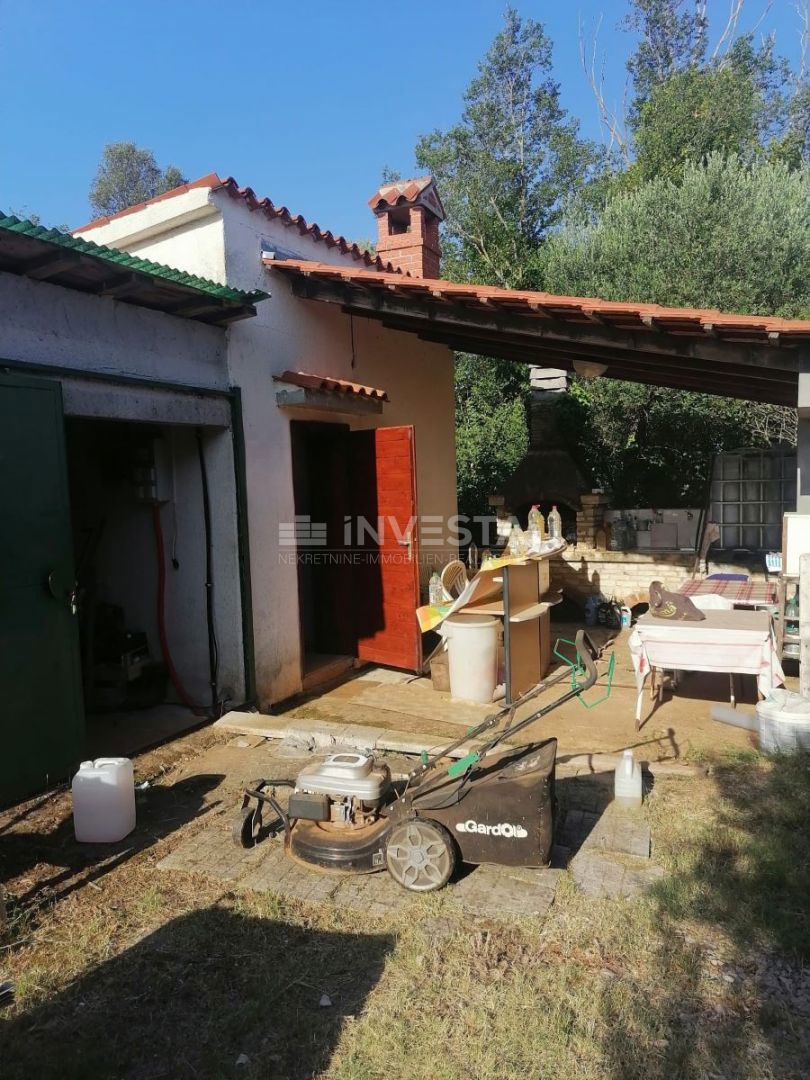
[497,367,586,535]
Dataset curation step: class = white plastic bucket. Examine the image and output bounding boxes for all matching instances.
[756,690,810,753]
[72,757,136,843]
[443,613,499,703]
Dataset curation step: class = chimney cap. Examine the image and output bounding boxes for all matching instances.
[368,176,445,221]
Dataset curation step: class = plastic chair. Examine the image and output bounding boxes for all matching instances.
[440,559,468,601]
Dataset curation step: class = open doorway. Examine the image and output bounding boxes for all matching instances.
[289,420,422,687]
[64,418,241,756]
[290,421,355,686]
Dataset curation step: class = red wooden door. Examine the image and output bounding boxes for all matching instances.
[349,426,421,671]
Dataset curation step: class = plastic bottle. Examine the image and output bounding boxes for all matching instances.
[72,758,136,842]
[785,587,800,636]
[547,505,562,540]
[527,504,545,537]
[429,571,444,607]
[508,523,527,556]
[467,541,478,573]
[614,749,642,808]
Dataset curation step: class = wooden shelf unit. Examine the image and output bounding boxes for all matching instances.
[458,555,557,704]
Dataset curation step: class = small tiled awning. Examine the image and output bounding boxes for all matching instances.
[273,370,389,414]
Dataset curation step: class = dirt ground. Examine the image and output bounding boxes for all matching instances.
[2,720,810,1079]
[279,624,775,766]
[1,626,808,1079]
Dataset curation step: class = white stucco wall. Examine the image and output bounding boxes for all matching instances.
[73,182,458,707]
[0,270,246,705]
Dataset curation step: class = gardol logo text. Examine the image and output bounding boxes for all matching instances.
[455,820,528,839]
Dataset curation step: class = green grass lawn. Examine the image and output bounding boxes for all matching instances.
[2,749,809,1079]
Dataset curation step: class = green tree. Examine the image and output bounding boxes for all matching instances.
[414,8,598,517]
[631,36,793,181]
[543,155,810,317]
[542,154,810,503]
[623,0,708,111]
[416,6,599,290]
[89,143,187,217]
[454,355,530,517]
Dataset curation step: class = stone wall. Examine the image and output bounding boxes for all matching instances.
[551,546,767,608]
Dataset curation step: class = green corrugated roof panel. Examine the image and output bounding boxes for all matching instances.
[0,212,267,306]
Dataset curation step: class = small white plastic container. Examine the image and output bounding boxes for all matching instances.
[442,613,499,703]
[72,758,136,843]
[614,749,642,808]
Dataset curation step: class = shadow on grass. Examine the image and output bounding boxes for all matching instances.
[599,751,810,1079]
[0,904,394,1080]
[1,774,224,916]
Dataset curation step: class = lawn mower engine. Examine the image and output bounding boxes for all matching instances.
[286,753,393,875]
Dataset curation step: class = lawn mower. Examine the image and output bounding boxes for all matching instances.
[233,629,603,892]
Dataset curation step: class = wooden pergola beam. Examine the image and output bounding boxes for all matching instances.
[404,323,799,389]
[410,335,795,405]
[287,274,799,373]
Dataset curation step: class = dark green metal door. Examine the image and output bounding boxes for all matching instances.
[0,372,83,804]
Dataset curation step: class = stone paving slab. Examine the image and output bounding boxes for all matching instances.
[582,807,651,859]
[556,809,601,853]
[570,849,665,899]
[449,863,561,918]
[158,817,562,920]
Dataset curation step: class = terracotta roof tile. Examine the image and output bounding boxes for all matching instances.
[265,258,810,344]
[368,176,445,221]
[76,173,400,272]
[274,369,389,401]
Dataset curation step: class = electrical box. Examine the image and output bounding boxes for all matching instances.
[132,438,172,504]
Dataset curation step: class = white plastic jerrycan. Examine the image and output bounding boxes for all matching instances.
[72,758,136,842]
[614,749,642,808]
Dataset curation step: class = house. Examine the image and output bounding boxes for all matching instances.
[74,174,458,706]
[0,212,267,802]
[4,167,808,806]
[0,176,458,801]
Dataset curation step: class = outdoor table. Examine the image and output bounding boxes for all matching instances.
[677,579,777,607]
[628,609,785,729]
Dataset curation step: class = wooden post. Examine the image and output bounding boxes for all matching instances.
[800,553,810,697]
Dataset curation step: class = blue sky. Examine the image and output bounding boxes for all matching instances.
[1,1,804,240]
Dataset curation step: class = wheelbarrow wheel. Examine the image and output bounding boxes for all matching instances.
[385,818,455,892]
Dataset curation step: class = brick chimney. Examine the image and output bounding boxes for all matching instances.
[368,176,444,278]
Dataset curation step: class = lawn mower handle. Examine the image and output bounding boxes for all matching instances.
[406,629,601,784]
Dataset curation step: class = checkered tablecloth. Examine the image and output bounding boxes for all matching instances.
[678,579,777,605]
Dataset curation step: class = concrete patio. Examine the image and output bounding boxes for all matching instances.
[217,623,768,770]
[156,734,661,917]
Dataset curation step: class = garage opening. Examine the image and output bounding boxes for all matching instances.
[64,417,240,755]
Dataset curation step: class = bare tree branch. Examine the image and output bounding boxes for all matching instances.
[796,0,809,89]
[712,0,747,62]
[579,14,631,163]
[748,404,798,446]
